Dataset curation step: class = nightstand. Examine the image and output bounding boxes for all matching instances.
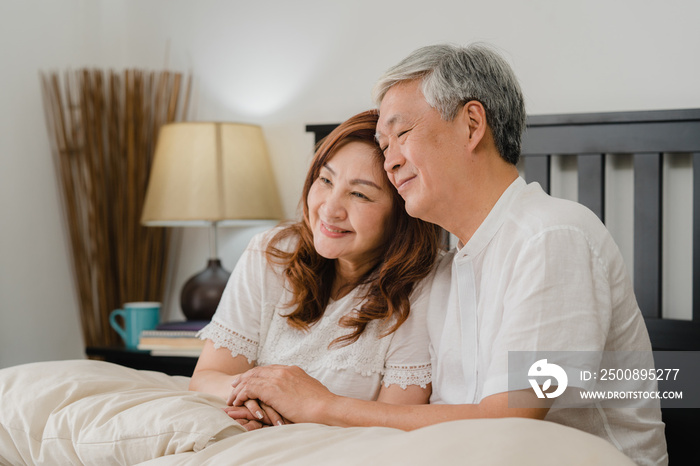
[85,346,198,376]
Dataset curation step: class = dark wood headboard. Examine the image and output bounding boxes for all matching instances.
[519,109,700,352]
[308,109,700,351]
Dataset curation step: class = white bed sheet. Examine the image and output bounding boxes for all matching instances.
[0,360,634,466]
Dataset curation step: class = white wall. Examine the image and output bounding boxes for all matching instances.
[2,0,699,368]
[0,1,105,368]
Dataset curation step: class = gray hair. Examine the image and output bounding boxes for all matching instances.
[372,43,525,165]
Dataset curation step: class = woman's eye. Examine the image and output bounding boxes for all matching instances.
[398,129,410,139]
[319,176,331,185]
[351,192,369,200]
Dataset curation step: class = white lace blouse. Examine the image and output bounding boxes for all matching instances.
[198,228,432,401]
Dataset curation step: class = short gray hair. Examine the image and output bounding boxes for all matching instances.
[372,43,525,165]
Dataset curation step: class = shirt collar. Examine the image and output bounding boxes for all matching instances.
[455,176,527,261]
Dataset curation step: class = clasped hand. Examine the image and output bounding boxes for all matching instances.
[223,364,335,430]
[222,400,287,431]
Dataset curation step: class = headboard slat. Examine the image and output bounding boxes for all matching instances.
[693,152,700,322]
[521,154,551,194]
[577,153,606,222]
[633,152,663,319]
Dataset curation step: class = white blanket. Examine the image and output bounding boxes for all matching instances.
[0,360,634,465]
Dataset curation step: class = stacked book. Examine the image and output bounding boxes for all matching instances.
[138,320,208,357]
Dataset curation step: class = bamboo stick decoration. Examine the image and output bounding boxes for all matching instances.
[40,68,190,347]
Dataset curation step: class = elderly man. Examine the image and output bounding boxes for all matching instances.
[228,44,667,465]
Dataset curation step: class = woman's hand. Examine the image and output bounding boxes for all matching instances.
[230,416,264,431]
[223,399,288,427]
[228,365,337,424]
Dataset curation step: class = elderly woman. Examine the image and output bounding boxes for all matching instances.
[189,110,442,428]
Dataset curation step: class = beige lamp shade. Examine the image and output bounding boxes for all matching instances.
[141,122,283,225]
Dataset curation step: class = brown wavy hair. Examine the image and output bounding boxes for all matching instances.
[266,109,442,346]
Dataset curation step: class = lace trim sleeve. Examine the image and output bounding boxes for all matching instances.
[197,320,258,364]
[382,363,432,390]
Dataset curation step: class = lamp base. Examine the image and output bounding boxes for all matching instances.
[180,259,231,321]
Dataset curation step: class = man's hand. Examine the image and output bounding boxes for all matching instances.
[228,365,337,424]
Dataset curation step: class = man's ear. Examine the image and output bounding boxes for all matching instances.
[462,101,487,149]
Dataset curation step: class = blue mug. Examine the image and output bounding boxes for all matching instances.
[109,302,161,349]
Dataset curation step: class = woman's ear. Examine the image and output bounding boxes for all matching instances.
[462,101,487,149]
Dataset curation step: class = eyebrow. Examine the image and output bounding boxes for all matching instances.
[375,114,402,142]
[322,164,382,190]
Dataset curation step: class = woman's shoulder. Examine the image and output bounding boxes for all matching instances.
[247,223,301,253]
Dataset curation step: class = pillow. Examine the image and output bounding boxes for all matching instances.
[0,359,244,465]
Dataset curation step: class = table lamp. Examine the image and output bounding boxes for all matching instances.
[141,122,283,320]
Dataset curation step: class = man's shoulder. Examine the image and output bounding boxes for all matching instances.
[510,183,608,237]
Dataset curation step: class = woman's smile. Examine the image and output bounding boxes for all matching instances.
[320,222,352,238]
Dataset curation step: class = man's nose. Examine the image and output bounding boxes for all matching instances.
[383,145,404,174]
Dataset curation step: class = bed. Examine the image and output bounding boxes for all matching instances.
[0,360,632,465]
[1,108,697,465]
